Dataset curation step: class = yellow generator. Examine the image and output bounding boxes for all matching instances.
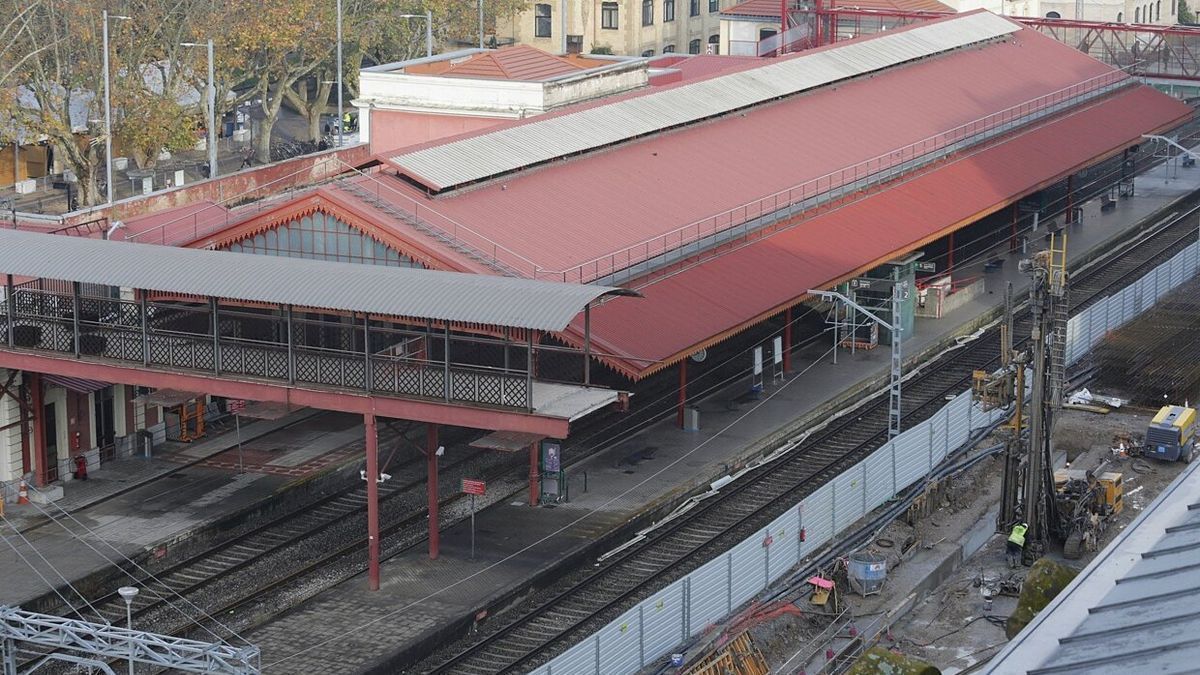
[1146,405,1197,463]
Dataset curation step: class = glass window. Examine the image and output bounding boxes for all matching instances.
[759,28,777,40]
[664,43,676,52]
[710,0,719,11]
[690,0,700,15]
[689,38,701,53]
[602,2,619,28]
[708,33,719,54]
[643,0,654,25]
[535,3,552,37]
[664,0,675,21]
[642,48,655,56]
[1157,1,1161,19]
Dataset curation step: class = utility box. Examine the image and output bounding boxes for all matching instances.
[683,406,700,432]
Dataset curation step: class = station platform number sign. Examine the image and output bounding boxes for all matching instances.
[229,399,246,414]
[462,479,486,496]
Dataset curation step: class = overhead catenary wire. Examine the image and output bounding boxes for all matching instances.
[0,514,103,625]
[20,486,251,648]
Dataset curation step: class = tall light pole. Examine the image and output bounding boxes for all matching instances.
[118,586,139,675]
[337,0,344,148]
[396,13,434,58]
[102,11,130,205]
[181,41,217,180]
[479,0,485,48]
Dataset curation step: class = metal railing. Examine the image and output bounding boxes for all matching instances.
[1,288,533,411]
[124,154,350,247]
[544,69,1130,285]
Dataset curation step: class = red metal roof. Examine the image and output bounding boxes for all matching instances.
[374,25,1126,279]
[572,84,1191,378]
[439,45,587,81]
[722,0,953,17]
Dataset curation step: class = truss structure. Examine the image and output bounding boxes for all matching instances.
[0,606,260,675]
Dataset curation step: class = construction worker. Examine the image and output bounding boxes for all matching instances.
[1007,522,1028,568]
[342,111,354,132]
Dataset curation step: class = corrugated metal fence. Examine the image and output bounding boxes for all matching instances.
[1064,239,1200,366]
[533,236,1200,675]
[532,392,1008,675]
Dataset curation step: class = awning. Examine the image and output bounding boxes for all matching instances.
[41,374,110,394]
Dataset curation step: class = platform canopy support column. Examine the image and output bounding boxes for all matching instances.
[947,231,955,273]
[30,372,45,486]
[1066,174,1076,224]
[783,307,793,373]
[1011,204,1020,253]
[428,423,440,559]
[365,412,381,590]
[529,441,539,507]
[677,360,687,429]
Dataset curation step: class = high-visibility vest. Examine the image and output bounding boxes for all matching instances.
[1008,524,1028,547]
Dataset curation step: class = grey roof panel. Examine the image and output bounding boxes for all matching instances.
[389,12,1019,190]
[0,229,624,332]
[986,461,1200,675]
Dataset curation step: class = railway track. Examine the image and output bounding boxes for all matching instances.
[422,199,1200,675]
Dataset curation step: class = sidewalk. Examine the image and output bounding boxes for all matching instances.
[240,163,1200,673]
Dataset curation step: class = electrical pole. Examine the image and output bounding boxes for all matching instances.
[206,39,216,180]
[337,0,344,147]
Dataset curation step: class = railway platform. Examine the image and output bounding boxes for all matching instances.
[242,161,1200,672]
[0,408,373,608]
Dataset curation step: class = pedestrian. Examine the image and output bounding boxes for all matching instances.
[240,147,254,169]
[1006,522,1027,568]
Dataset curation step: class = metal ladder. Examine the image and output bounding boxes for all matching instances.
[334,181,522,277]
[1047,231,1069,407]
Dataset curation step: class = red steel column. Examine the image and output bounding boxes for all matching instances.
[365,412,381,590]
[947,230,955,273]
[19,379,31,476]
[529,441,539,507]
[1066,175,1076,224]
[677,360,687,429]
[783,307,793,373]
[427,423,440,559]
[1010,203,1019,253]
[31,372,46,486]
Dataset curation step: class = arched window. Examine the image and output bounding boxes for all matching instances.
[1046,10,1061,17]
[1117,11,1123,20]
[708,33,720,55]
[689,38,701,53]
[1157,1,1162,19]
[1135,7,1141,20]
[663,43,676,52]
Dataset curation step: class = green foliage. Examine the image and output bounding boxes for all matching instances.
[1181,0,1196,23]
[590,45,614,55]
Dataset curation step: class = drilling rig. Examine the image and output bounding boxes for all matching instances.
[974,232,1069,563]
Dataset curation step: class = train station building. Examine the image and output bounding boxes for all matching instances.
[0,10,1192,591]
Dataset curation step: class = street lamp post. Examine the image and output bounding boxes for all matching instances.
[181,41,217,180]
[395,12,434,58]
[117,586,139,675]
[102,11,130,205]
[479,0,485,48]
[337,0,344,148]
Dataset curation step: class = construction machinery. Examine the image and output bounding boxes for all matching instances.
[1145,405,1197,463]
[979,233,1123,563]
[1053,468,1124,559]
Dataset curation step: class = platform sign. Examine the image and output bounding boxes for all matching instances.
[915,261,937,273]
[462,479,487,561]
[228,399,246,414]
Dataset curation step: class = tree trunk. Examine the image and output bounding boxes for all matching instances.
[255,114,275,165]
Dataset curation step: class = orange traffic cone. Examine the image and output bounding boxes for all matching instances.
[17,479,29,505]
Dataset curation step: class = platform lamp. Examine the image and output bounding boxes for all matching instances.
[394,13,434,59]
[117,585,139,675]
[102,10,131,205]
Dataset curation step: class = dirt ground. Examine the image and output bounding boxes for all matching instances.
[724,401,1187,675]
[891,405,1187,674]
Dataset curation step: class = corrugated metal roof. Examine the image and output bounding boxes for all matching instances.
[985,460,1200,675]
[721,0,952,17]
[439,45,587,81]
[0,229,626,332]
[363,24,1127,281]
[387,11,1019,191]
[568,84,1189,377]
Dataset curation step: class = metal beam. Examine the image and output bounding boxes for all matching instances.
[0,606,259,674]
[0,350,571,437]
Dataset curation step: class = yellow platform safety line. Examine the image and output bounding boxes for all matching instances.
[683,631,771,675]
